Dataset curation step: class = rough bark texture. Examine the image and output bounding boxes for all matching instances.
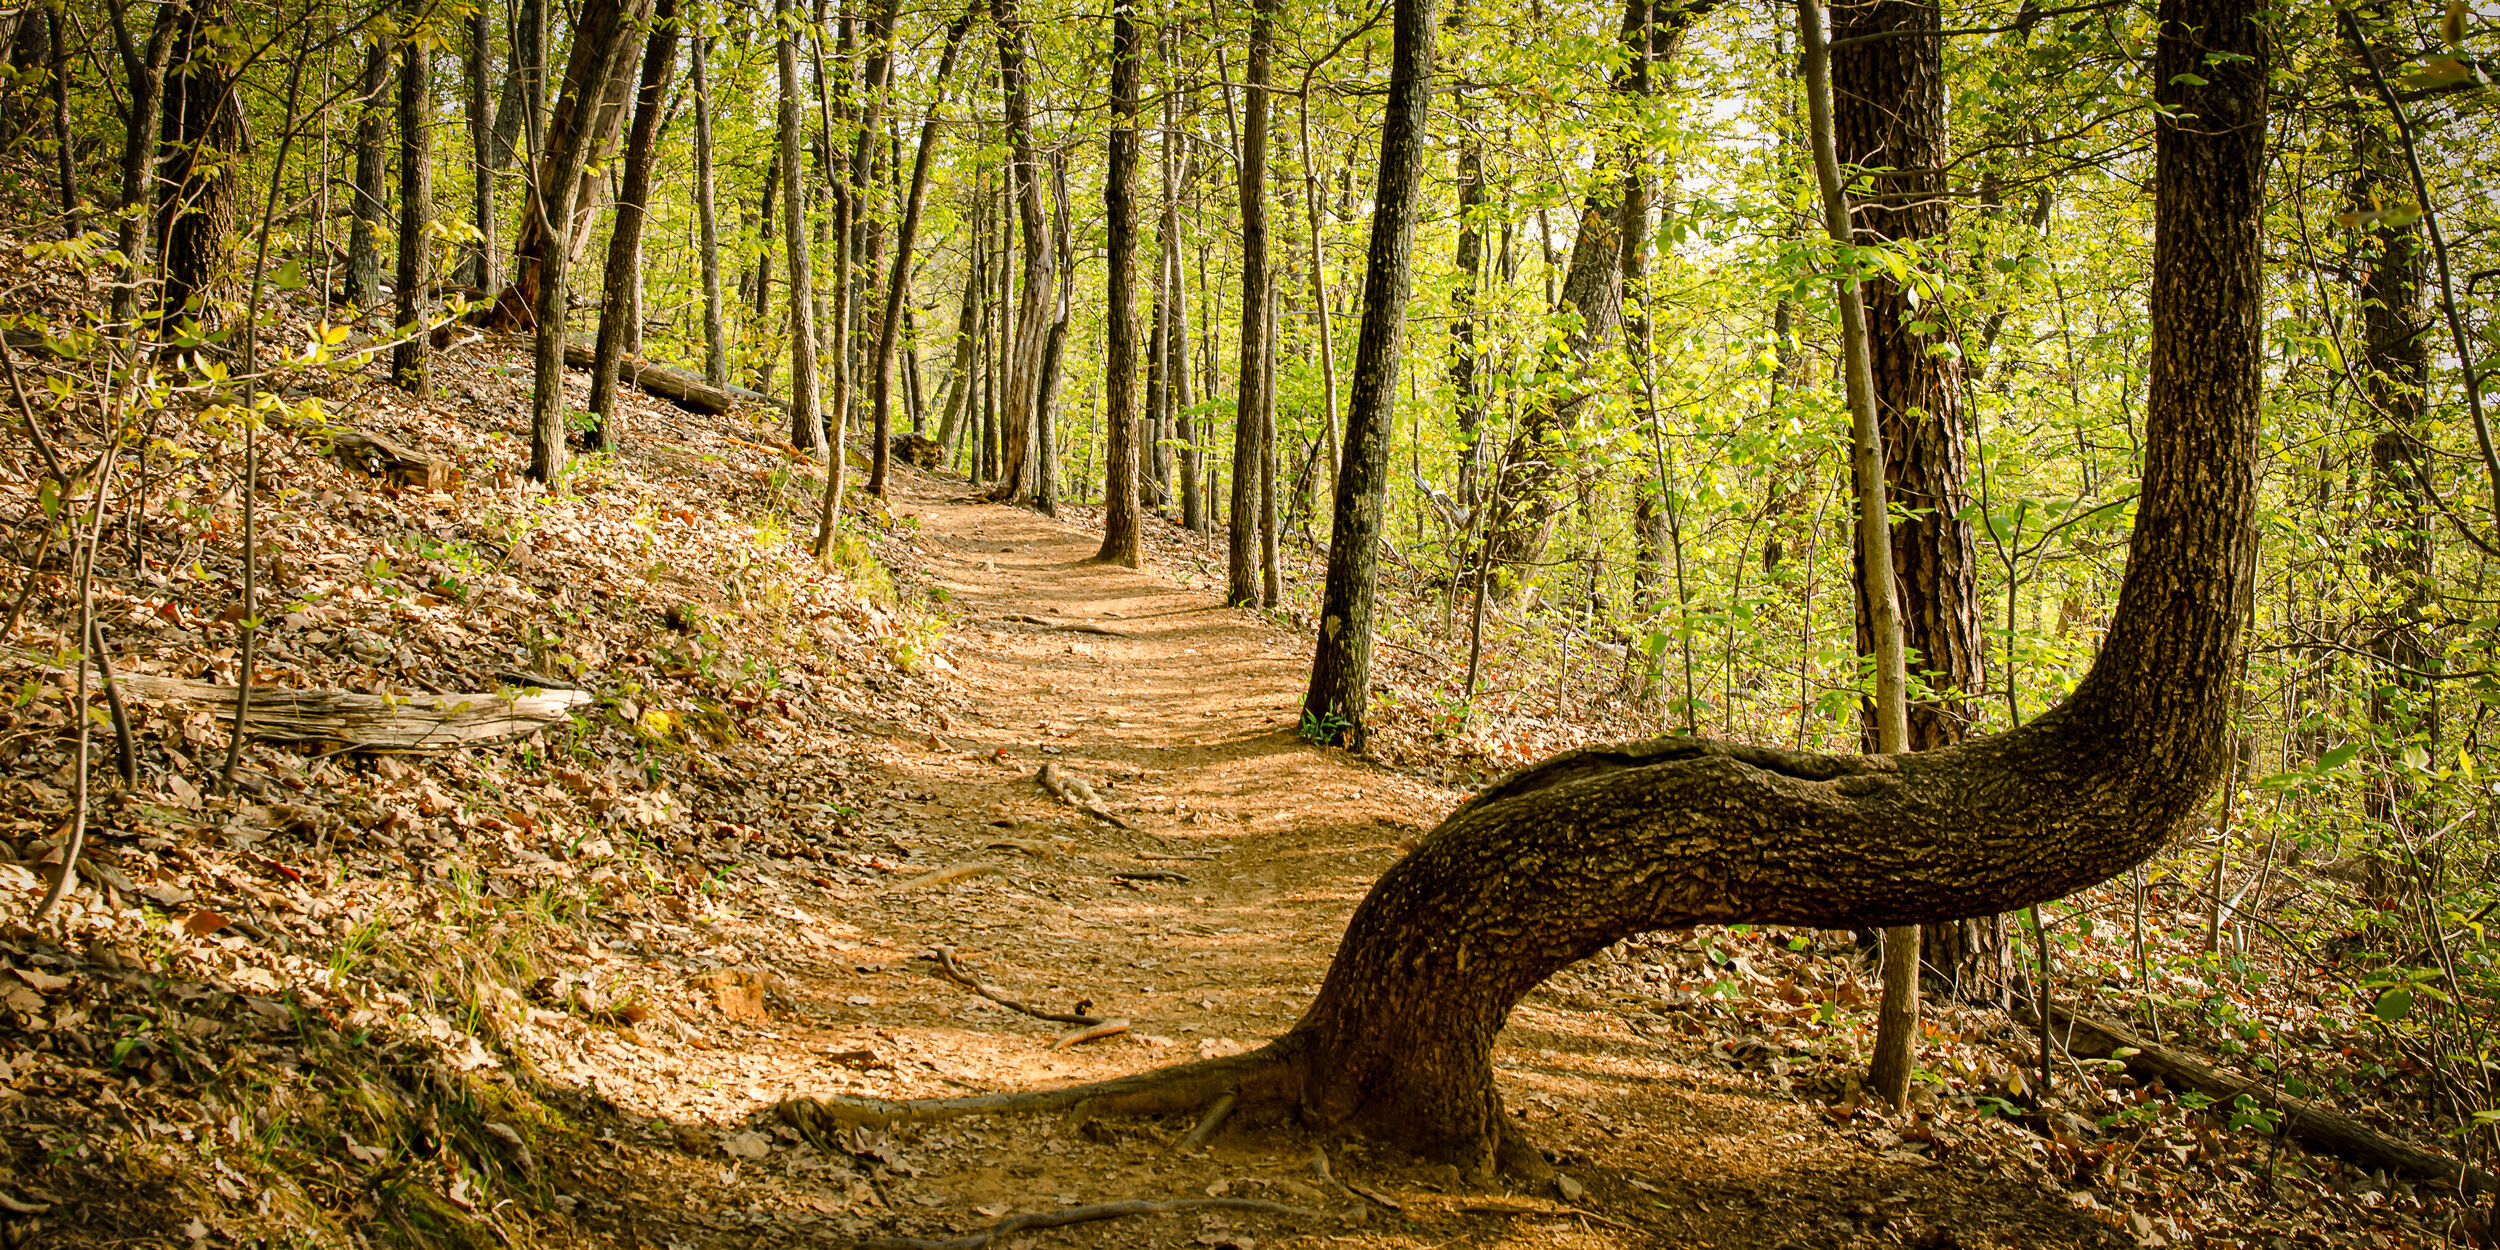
[525,0,647,484]
[986,0,1055,506]
[155,0,239,329]
[107,0,175,325]
[870,8,973,497]
[586,0,679,449]
[692,38,728,388]
[1094,0,1142,566]
[346,37,389,311]
[1299,0,1436,746]
[1224,0,1275,606]
[464,9,499,292]
[1830,0,1997,1001]
[391,0,431,394]
[785,0,2267,1175]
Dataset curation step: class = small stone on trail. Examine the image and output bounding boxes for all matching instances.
[1556,1174,1586,1201]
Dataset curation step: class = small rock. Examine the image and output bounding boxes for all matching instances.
[1555,1174,1586,1202]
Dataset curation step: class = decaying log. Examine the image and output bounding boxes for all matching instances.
[95,671,589,750]
[2027,1001,2496,1195]
[327,429,455,492]
[561,341,786,414]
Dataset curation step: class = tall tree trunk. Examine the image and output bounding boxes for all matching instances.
[868,6,973,496]
[155,0,240,330]
[105,0,175,324]
[1095,0,1143,566]
[2347,14,2433,843]
[464,7,498,290]
[987,0,1055,506]
[48,5,75,218]
[1259,264,1279,604]
[346,36,390,311]
[586,0,679,449]
[934,181,985,462]
[776,0,823,460]
[495,0,650,332]
[795,0,2269,1169]
[1831,0,1996,1005]
[1301,0,1436,745]
[692,36,729,388]
[1169,113,1202,533]
[1226,0,1276,605]
[1033,153,1072,516]
[392,0,432,393]
[1478,0,1714,581]
[526,0,649,484]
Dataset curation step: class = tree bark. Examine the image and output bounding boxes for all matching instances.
[155,0,240,330]
[868,6,973,497]
[494,0,650,332]
[690,38,729,388]
[347,36,389,311]
[775,0,823,462]
[526,0,650,484]
[392,0,432,393]
[1300,0,1436,746]
[986,0,1055,506]
[586,0,679,450]
[1225,0,1275,606]
[1094,0,1143,566]
[788,0,2269,1176]
[464,7,498,291]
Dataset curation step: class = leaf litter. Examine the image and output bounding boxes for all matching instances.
[0,232,2470,1250]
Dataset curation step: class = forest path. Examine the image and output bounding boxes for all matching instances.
[569,468,2124,1250]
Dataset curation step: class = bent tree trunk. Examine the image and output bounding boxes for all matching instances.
[784,0,2268,1177]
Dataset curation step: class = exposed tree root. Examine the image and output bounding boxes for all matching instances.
[1174,1091,1235,1150]
[775,1040,1300,1136]
[856,1196,1348,1250]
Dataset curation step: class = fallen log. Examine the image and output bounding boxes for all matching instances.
[2027,1001,2495,1195]
[98,671,591,751]
[561,341,786,414]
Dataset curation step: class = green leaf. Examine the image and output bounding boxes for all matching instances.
[2169,72,2209,86]
[2316,742,2361,771]
[2372,986,2414,1023]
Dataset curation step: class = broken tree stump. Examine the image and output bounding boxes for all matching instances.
[327,429,455,492]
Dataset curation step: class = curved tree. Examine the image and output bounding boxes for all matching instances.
[783,0,2269,1179]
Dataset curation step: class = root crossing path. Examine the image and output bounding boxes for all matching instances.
[558,472,2129,1250]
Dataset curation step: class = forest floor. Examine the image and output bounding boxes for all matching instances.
[0,310,2461,1250]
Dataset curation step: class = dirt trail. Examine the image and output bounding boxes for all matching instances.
[563,470,2127,1250]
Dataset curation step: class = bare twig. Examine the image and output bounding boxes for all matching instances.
[928,946,1103,1025]
[88,617,136,788]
